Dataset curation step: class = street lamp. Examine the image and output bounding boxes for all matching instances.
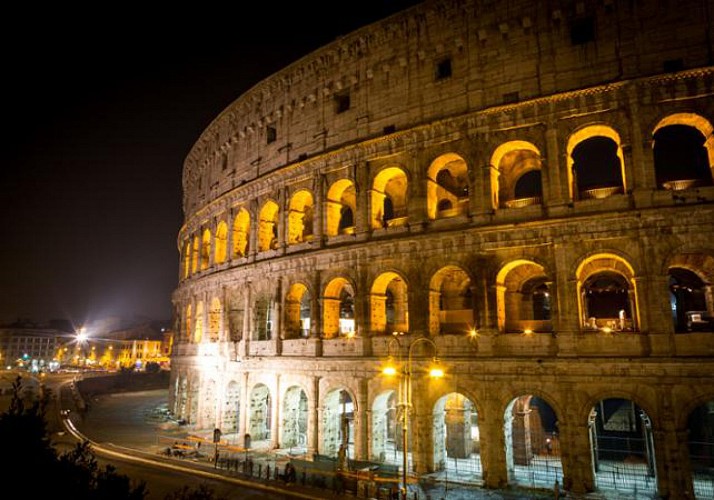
[382,334,443,500]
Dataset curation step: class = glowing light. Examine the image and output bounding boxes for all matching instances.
[469,328,478,338]
[601,326,612,333]
[345,331,356,339]
[429,367,444,378]
[523,328,533,335]
[383,366,397,376]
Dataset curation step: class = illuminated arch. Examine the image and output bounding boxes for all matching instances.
[214,221,228,264]
[201,228,211,270]
[222,380,240,432]
[652,113,714,189]
[371,166,408,229]
[429,266,474,335]
[427,153,469,219]
[496,260,552,333]
[323,277,356,338]
[232,208,250,258]
[370,271,409,334]
[432,392,481,478]
[322,388,354,458]
[576,253,639,331]
[667,252,714,332]
[191,235,199,274]
[566,125,626,201]
[258,200,279,252]
[281,386,308,449]
[285,282,311,339]
[208,297,221,342]
[288,190,314,245]
[194,301,204,343]
[325,179,357,236]
[183,241,191,279]
[490,141,542,209]
[371,390,398,463]
[248,383,272,441]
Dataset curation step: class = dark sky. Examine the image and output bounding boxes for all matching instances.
[2,2,421,327]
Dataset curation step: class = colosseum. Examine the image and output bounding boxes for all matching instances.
[170,0,714,497]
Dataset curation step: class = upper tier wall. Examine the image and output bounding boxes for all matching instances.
[182,0,714,215]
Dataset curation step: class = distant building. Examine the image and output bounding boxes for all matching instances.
[0,327,65,371]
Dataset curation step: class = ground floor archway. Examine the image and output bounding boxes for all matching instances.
[249,383,272,444]
[282,386,308,452]
[323,389,354,461]
[433,392,482,482]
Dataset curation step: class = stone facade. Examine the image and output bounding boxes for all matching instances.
[171,0,714,496]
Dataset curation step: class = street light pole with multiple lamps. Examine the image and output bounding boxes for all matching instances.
[382,333,444,499]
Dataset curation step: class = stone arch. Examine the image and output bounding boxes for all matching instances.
[427,153,469,219]
[258,200,279,252]
[232,208,251,258]
[281,385,308,450]
[496,260,553,333]
[653,113,714,188]
[252,293,274,341]
[325,178,357,236]
[370,271,409,334]
[588,397,657,496]
[322,387,355,459]
[566,125,626,201]
[429,265,475,335]
[214,220,228,264]
[490,141,543,209]
[288,189,314,245]
[285,282,312,339]
[201,228,211,270]
[666,252,714,332]
[323,276,356,338]
[248,383,272,443]
[686,399,714,497]
[222,380,240,433]
[208,297,221,342]
[191,235,199,273]
[371,389,399,463]
[503,394,562,488]
[371,166,408,229]
[194,301,204,343]
[433,392,482,479]
[575,253,639,331]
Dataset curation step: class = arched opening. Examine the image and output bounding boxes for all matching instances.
[371,167,408,229]
[191,236,199,274]
[194,301,204,343]
[288,190,314,245]
[653,113,714,190]
[208,297,221,342]
[202,379,216,429]
[429,266,474,335]
[249,384,272,445]
[184,304,192,342]
[214,221,228,264]
[433,392,481,481]
[232,208,250,258]
[258,200,279,252]
[589,398,657,496]
[490,142,543,209]
[371,272,409,334]
[372,390,399,464]
[281,386,308,452]
[577,254,638,331]
[687,401,714,498]
[323,389,354,460]
[326,179,357,236]
[567,127,626,201]
[427,153,469,219]
[201,229,211,270]
[253,295,273,341]
[670,268,711,332]
[183,241,191,279]
[323,278,356,338]
[222,381,240,433]
[496,260,553,333]
[504,395,562,488]
[285,283,311,339]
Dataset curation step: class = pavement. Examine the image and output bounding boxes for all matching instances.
[61,385,649,500]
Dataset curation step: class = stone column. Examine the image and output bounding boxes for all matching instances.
[248,201,258,261]
[355,162,370,239]
[544,123,569,206]
[312,173,324,247]
[273,277,282,355]
[408,282,429,336]
[554,244,579,356]
[479,402,508,489]
[238,371,249,447]
[627,84,657,195]
[308,376,321,456]
[407,151,428,232]
[558,410,595,494]
[354,380,369,460]
[240,281,252,357]
[271,375,280,448]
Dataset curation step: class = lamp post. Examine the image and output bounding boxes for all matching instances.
[383,333,443,500]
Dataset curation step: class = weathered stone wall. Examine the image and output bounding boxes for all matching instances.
[172,0,714,497]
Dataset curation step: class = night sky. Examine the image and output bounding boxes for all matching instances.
[2,2,421,327]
